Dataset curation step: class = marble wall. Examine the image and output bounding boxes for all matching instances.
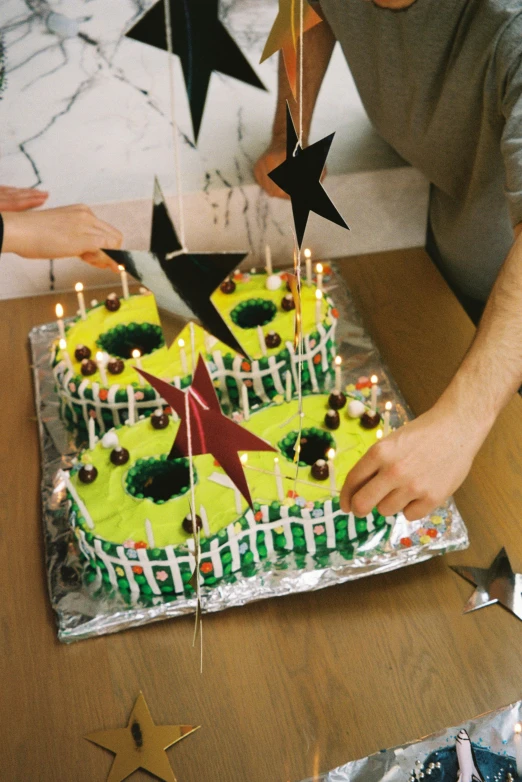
[0,0,428,300]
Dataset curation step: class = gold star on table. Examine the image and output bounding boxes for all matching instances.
[451,547,522,622]
[85,692,199,782]
[260,0,323,96]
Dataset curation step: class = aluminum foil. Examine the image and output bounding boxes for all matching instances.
[31,265,469,642]
[307,699,522,782]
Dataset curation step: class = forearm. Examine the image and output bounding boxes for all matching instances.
[272,18,336,145]
[435,223,522,446]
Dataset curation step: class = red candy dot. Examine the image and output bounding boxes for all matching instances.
[287,490,297,499]
[331,308,339,319]
[400,537,413,548]
[134,541,148,549]
[241,361,251,371]
[99,389,108,401]
[132,566,144,575]
[313,353,321,365]
[200,562,213,574]
[427,528,438,538]
[254,511,263,522]
[164,406,172,415]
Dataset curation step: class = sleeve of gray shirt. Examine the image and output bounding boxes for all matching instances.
[499,17,522,229]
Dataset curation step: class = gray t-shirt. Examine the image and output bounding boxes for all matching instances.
[320,0,522,302]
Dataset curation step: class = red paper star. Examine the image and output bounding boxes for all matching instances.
[137,358,276,508]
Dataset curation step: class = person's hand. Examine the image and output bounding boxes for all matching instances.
[2,204,122,270]
[0,185,48,211]
[340,403,480,521]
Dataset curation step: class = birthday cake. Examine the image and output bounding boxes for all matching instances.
[62,391,394,604]
[52,269,337,435]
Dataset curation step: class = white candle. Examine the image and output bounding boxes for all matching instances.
[241,384,250,421]
[118,264,130,300]
[285,370,292,402]
[376,429,383,440]
[127,385,136,425]
[327,448,336,495]
[145,518,155,549]
[334,355,342,394]
[88,416,96,450]
[75,283,87,320]
[59,339,74,373]
[304,248,312,286]
[131,349,144,386]
[274,457,284,501]
[199,505,211,537]
[383,401,392,436]
[315,288,323,326]
[178,338,188,374]
[96,352,108,386]
[55,303,66,340]
[257,325,267,356]
[514,723,522,776]
[265,244,273,276]
[189,321,196,374]
[370,375,379,413]
[316,263,323,292]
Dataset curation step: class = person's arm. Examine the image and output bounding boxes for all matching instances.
[1,204,122,270]
[0,185,48,211]
[340,223,522,521]
[254,16,336,198]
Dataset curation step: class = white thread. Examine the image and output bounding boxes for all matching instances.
[298,0,304,146]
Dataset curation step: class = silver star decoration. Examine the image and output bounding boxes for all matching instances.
[451,548,522,621]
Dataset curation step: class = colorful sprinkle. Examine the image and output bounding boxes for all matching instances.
[400,537,413,548]
[274,526,284,534]
[295,496,306,507]
[134,391,145,401]
[254,511,263,522]
[287,490,297,499]
[134,541,148,549]
[241,361,251,371]
[232,411,244,423]
[99,389,108,401]
[239,542,248,554]
[313,353,321,365]
[115,566,124,577]
[431,515,443,525]
[126,549,138,560]
[419,535,431,545]
[331,308,339,319]
[312,509,324,518]
[156,570,168,582]
[314,525,325,534]
[132,565,143,575]
[426,528,438,538]
[201,562,213,574]
[123,539,136,549]
[234,522,243,534]
[68,382,76,392]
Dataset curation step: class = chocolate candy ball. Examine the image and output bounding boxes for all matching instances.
[79,464,98,484]
[360,411,381,429]
[110,446,130,466]
[328,391,347,410]
[182,513,203,534]
[74,344,91,361]
[281,293,296,312]
[324,409,340,430]
[105,293,121,312]
[151,409,169,430]
[265,331,281,349]
[107,358,124,375]
[311,459,329,481]
[81,358,97,376]
[220,278,236,294]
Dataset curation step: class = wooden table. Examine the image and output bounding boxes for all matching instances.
[3,248,522,782]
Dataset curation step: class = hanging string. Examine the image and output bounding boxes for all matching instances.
[298,0,304,146]
[163,0,187,250]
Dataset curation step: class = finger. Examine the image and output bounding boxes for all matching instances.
[349,471,397,517]
[80,250,120,271]
[339,447,381,512]
[403,498,436,523]
[376,488,413,518]
[92,219,123,249]
[0,193,49,212]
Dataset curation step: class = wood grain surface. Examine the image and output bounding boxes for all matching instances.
[2,249,522,782]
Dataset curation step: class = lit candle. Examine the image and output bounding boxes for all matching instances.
[145,518,155,549]
[59,339,74,373]
[376,429,383,440]
[55,303,66,340]
[265,244,273,276]
[285,370,292,402]
[118,265,130,300]
[514,723,522,776]
[304,248,312,286]
[274,457,284,502]
[241,383,250,421]
[189,321,196,374]
[131,349,144,386]
[327,448,336,495]
[316,263,323,292]
[334,355,342,394]
[370,375,379,413]
[257,325,267,356]
[75,282,87,320]
[315,288,323,326]
[88,415,96,450]
[178,338,188,374]
[383,401,392,436]
[96,351,108,386]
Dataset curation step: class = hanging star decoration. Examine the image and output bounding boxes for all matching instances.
[268,103,349,248]
[137,357,276,508]
[451,547,522,622]
[260,0,323,96]
[85,692,199,782]
[125,0,266,142]
[105,178,248,358]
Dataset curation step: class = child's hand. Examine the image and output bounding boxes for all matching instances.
[0,185,48,211]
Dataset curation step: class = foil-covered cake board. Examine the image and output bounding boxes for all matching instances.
[31,266,469,642]
[307,699,522,782]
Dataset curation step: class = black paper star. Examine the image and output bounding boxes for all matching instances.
[105,179,248,357]
[451,548,522,622]
[268,103,349,248]
[125,0,266,142]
